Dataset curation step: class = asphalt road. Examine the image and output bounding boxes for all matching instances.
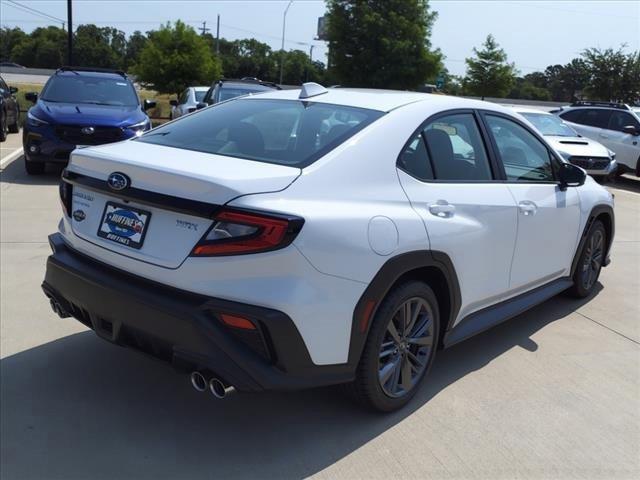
[1,153,639,480]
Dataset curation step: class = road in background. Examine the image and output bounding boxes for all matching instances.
[1,152,638,479]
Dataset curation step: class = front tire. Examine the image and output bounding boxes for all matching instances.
[348,281,440,412]
[0,111,7,142]
[24,156,45,175]
[567,220,606,298]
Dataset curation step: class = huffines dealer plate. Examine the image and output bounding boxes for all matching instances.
[97,202,151,250]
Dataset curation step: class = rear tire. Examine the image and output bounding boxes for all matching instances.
[0,111,7,142]
[567,220,606,298]
[347,281,440,412]
[24,156,45,175]
[8,113,19,133]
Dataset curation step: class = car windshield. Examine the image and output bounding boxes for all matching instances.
[218,84,273,102]
[136,98,384,167]
[195,90,207,102]
[520,112,577,137]
[40,75,139,106]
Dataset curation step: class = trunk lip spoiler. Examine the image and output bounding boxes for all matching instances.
[61,168,222,219]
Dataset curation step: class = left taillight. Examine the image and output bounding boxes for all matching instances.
[191,208,304,257]
[59,180,72,217]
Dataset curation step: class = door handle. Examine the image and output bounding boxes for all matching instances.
[518,200,537,216]
[428,200,455,218]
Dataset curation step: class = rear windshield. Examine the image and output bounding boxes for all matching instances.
[195,90,207,102]
[136,99,384,167]
[218,84,273,102]
[41,75,139,106]
[520,112,577,137]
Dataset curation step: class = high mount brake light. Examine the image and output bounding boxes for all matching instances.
[191,209,304,256]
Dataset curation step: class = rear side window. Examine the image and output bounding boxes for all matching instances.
[137,99,384,167]
[579,109,612,128]
[398,134,434,181]
[559,110,584,123]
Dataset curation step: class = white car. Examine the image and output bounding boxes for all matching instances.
[169,86,209,119]
[514,107,616,179]
[554,102,640,177]
[42,84,614,412]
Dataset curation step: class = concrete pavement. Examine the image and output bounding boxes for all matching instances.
[1,155,639,479]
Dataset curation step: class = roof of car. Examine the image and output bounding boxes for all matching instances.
[192,86,209,91]
[55,69,129,80]
[512,106,553,115]
[245,87,504,113]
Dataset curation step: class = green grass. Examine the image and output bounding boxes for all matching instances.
[10,82,174,126]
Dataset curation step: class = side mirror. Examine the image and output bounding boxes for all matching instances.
[143,99,156,110]
[196,102,207,110]
[622,125,639,136]
[25,92,38,103]
[169,99,178,107]
[559,162,586,189]
[9,86,18,94]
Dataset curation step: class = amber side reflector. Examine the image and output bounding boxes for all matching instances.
[359,300,377,333]
[220,313,256,330]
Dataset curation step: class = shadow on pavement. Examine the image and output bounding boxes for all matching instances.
[0,285,602,479]
[0,154,64,186]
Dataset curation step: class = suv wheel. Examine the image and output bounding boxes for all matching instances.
[348,281,439,412]
[8,117,19,133]
[0,111,7,142]
[567,220,606,298]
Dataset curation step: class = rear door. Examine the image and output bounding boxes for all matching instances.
[604,110,640,170]
[397,110,518,321]
[482,113,581,291]
[560,108,611,145]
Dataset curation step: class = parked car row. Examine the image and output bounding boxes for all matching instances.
[170,77,281,119]
[0,75,20,142]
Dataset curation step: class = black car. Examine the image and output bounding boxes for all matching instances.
[0,75,20,141]
[199,78,280,108]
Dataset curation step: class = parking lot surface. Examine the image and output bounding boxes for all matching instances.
[1,156,639,480]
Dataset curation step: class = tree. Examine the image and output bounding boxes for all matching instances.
[581,46,639,103]
[74,25,126,69]
[124,31,147,71]
[464,34,517,98]
[10,26,66,68]
[133,21,221,94]
[326,0,442,89]
[508,77,551,101]
[544,59,589,102]
[0,27,27,62]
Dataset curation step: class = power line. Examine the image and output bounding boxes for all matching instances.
[4,0,65,25]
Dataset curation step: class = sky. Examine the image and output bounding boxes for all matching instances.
[1,0,639,76]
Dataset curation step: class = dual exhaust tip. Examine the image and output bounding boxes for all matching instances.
[190,371,235,399]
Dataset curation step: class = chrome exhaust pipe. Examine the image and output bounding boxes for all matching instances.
[190,371,207,392]
[209,378,235,399]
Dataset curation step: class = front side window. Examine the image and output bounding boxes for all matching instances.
[136,99,383,167]
[608,111,640,132]
[423,113,492,181]
[486,115,555,182]
[41,75,139,106]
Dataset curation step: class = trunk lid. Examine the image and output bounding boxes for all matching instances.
[67,141,301,268]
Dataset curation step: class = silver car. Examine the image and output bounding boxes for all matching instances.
[516,107,616,179]
[170,86,209,119]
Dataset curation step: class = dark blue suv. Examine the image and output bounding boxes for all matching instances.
[23,67,155,174]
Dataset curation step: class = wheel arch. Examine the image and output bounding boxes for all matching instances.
[570,204,615,277]
[348,250,461,366]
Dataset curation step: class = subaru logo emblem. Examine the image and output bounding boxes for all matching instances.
[81,126,95,135]
[107,172,130,191]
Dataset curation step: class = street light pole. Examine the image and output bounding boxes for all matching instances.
[67,0,73,65]
[279,0,293,85]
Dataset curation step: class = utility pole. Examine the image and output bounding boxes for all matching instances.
[66,0,73,65]
[216,14,220,55]
[279,0,293,85]
[199,21,210,36]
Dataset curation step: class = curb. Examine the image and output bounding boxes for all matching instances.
[0,147,24,170]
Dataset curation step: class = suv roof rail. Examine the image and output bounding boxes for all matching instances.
[217,77,281,90]
[570,100,629,110]
[57,66,127,78]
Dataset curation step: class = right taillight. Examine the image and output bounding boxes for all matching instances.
[59,180,73,217]
[191,208,304,256]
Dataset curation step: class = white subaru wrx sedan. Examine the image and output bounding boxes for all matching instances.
[43,84,614,411]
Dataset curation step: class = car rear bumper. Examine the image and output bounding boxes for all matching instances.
[41,233,354,392]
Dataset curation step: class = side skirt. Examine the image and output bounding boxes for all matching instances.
[443,277,573,348]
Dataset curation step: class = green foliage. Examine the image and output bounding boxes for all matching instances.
[464,35,517,98]
[133,21,221,94]
[0,27,28,61]
[74,25,126,69]
[508,78,551,101]
[326,0,442,89]
[543,59,589,102]
[10,26,66,68]
[124,31,147,70]
[581,47,639,103]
